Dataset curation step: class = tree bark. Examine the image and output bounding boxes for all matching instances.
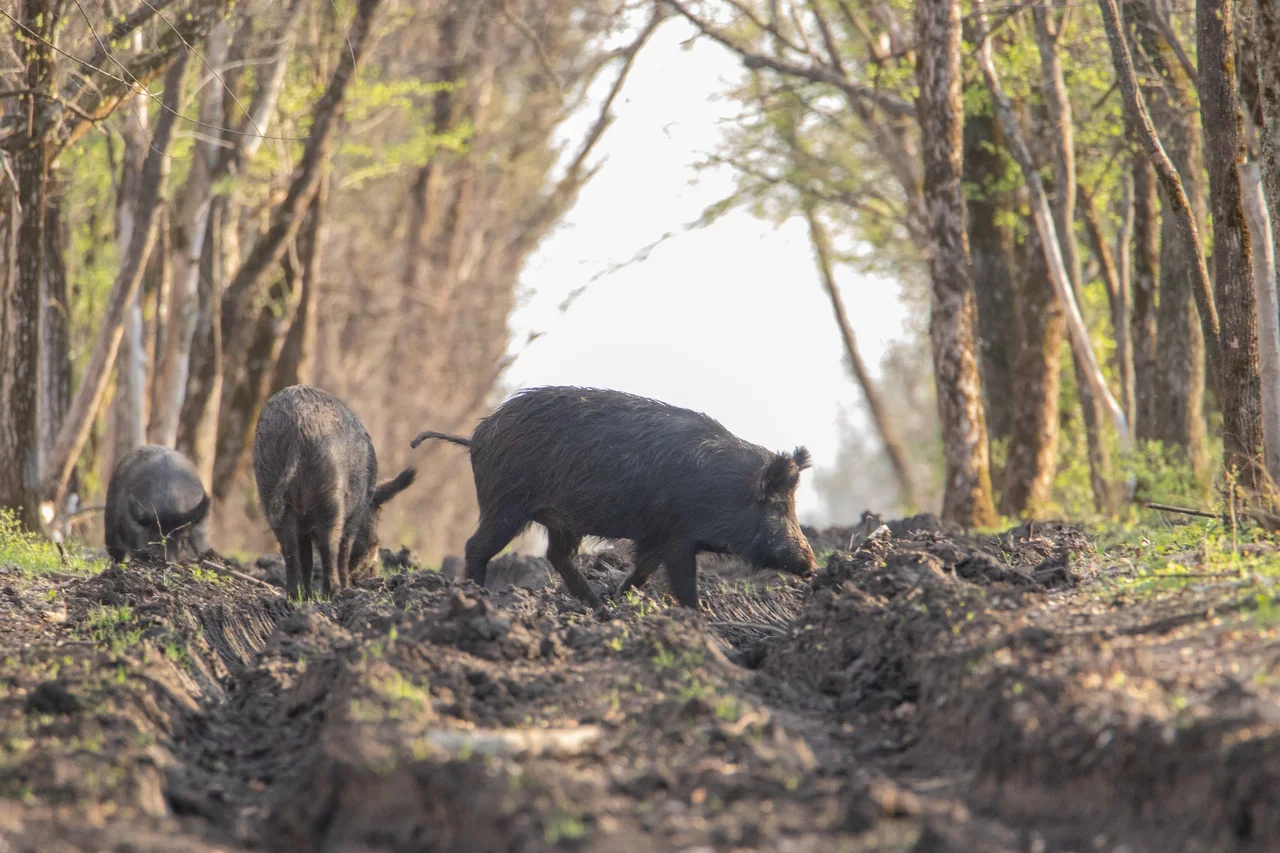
[1129,149,1161,435]
[1239,162,1280,484]
[113,62,151,466]
[1034,6,1113,511]
[40,56,188,521]
[1198,0,1265,486]
[0,0,54,530]
[1078,181,1134,429]
[150,21,233,449]
[1256,0,1280,338]
[805,205,919,510]
[1132,0,1208,468]
[962,112,1017,442]
[273,173,329,392]
[1001,224,1065,516]
[39,170,71,499]
[915,0,998,527]
[209,0,384,499]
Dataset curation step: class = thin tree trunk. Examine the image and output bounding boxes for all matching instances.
[805,205,919,510]
[915,0,998,527]
[1117,172,1137,425]
[150,23,231,448]
[273,172,329,391]
[39,170,71,497]
[0,0,54,530]
[1001,225,1065,516]
[41,57,187,521]
[1129,150,1161,435]
[963,111,1017,442]
[1034,6,1112,511]
[113,62,150,465]
[1078,181,1134,428]
[975,0,1132,451]
[1239,162,1280,484]
[1198,0,1265,487]
[210,0,384,498]
[1134,0,1208,469]
[1256,0,1280,339]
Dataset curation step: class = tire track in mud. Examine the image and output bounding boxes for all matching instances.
[12,521,1278,852]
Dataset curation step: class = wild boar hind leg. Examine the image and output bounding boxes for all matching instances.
[545,527,602,609]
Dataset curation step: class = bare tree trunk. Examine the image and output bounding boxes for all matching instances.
[1198,0,1265,487]
[963,112,1017,442]
[805,205,919,510]
[1130,150,1161,436]
[0,0,54,530]
[1239,162,1280,483]
[1133,0,1209,470]
[1117,173,1137,424]
[1034,6,1113,511]
[39,171,71,497]
[915,0,998,527]
[150,22,232,449]
[41,57,187,522]
[1001,225,1065,516]
[1256,0,1280,326]
[1079,181,1134,427]
[273,173,329,391]
[113,63,150,465]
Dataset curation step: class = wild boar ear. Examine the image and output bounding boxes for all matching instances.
[373,468,417,507]
[792,446,812,472]
[759,453,801,501]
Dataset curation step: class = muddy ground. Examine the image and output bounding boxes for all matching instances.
[2,516,1279,852]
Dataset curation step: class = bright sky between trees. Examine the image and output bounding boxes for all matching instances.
[509,19,910,523]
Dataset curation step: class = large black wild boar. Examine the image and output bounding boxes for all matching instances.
[253,385,416,599]
[105,445,211,563]
[411,386,817,609]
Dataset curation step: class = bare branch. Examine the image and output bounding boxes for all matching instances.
[666,0,916,119]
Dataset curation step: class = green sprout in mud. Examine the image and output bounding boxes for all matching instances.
[188,566,224,585]
[164,642,194,671]
[544,810,587,843]
[85,605,142,653]
[604,635,624,652]
[715,696,744,722]
[651,645,679,673]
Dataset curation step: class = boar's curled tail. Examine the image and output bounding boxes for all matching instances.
[373,468,417,506]
[130,493,211,534]
[409,430,472,450]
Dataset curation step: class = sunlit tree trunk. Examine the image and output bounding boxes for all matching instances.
[113,52,151,466]
[1131,0,1208,471]
[1198,0,1265,487]
[0,0,54,530]
[1001,225,1065,516]
[915,0,998,526]
[963,112,1017,443]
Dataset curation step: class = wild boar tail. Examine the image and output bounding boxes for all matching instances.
[409,430,472,450]
[131,492,211,534]
[373,468,417,506]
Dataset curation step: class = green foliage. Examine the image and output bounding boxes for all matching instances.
[0,510,106,577]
